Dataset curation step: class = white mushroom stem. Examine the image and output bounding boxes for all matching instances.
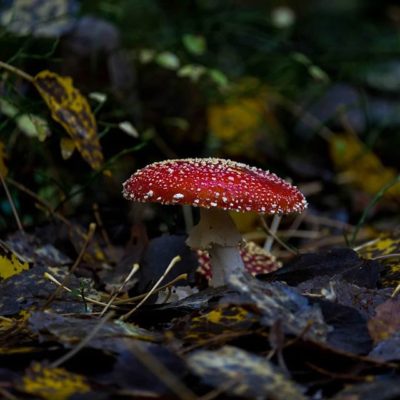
[186,208,246,287]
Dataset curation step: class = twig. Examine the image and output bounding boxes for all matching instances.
[260,216,297,255]
[127,339,197,400]
[391,283,400,298]
[0,60,33,82]
[120,255,181,320]
[92,202,117,262]
[0,173,24,232]
[43,223,96,309]
[113,273,188,304]
[50,312,114,368]
[100,263,140,317]
[6,177,73,229]
[263,214,281,252]
[371,253,400,261]
[44,272,120,310]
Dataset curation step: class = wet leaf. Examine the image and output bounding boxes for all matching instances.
[0,241,30,280]
[33,70,103,170]
[0,265,89,316]
[187,346,306,399]
[268,248,381,289]
[312,298,373,354]
[5,232,72,267]
[368,298,400,342]
[228,275,328,342]
[19,362,90,400]
[0,140,8,177]
[29,312,160,350]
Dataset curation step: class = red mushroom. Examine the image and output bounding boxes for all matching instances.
[122,158,307,286]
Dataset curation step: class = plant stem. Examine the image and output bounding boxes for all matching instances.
[0,60,33,82]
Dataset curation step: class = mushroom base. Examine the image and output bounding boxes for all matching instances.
[186,208,246,287]
[208,243,245,287]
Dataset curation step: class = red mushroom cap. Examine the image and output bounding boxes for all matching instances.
[122,158,307,214]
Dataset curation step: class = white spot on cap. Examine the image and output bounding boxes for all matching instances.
[173,193,184,199]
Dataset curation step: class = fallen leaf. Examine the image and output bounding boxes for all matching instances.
[19,362,90,400]
[33,70,103,170]
[329,132,400,199]
[174,304,259,345]
[0,241,29,280]
[228,275,328,342]
[368,298,400,342]
[187,346,306,399]
[357,233,400,288]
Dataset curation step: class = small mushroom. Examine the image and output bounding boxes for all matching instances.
[122,158,307,287]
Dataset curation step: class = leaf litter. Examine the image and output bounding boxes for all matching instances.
[0,226,398,399]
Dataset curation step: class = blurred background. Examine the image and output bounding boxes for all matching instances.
[0,0,400,248]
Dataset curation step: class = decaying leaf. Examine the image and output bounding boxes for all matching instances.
[187,346,306,399]
[33,70,103,169]
[0,140,8,177]
[368,298,400,343]
[0,241,30,280]
[329,132,400,198]
[19,362,90,400]
[174,304,259,345]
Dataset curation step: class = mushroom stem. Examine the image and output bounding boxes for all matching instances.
[186,208,246,287]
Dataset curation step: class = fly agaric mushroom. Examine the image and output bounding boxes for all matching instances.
[122,158,307,287]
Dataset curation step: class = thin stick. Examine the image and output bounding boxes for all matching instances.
[43,223,96,309]
[6,177,73,229]
[392,283,400,298]
[127,339,197,400]
[371,253,400,261]
[263,214,281,252]
[50,312,114,368]
[260,216,297,255]
[113,273,188,304]
[0,60,34,82]
[0,173,24,232]
[92,202,117,261]
[120,255,181,320]
[44,272,120,310]
[99,263,140,317]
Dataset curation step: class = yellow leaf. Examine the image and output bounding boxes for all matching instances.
[0,141,8,177]
[33,70,103,170]
[20,363,90,400]
[0,243,29,279]
[329,133,400,198]
[207,78,283,156]
[357,233,400,288]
